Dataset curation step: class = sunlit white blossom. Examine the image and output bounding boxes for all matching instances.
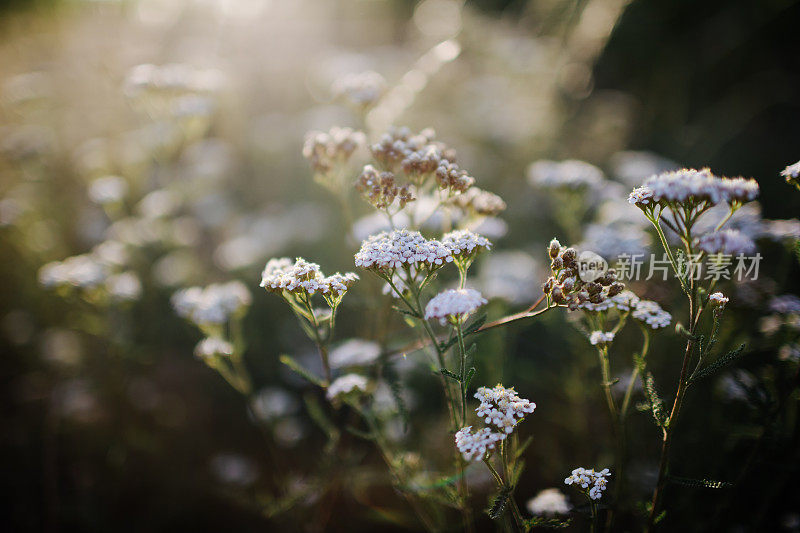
[589,331,615,345]
[326,374,369,400]
[354,229,454,271]
[632,300,672,329]
[526,488,571,516]
[424,288,487,325]
[475,385,536,434]
[194,337,234,359]
[564,467,611,500]
[454,425,505,462]
[696,229,756,256]
[708,292,729,307]
[172,281,251,325]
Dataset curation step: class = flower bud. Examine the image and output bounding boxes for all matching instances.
[548,239,561,259]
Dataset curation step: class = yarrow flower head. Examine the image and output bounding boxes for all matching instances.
[629,168,759,210]
[528,160,605,190]
[194,337,234,360]
[696,229,756,256]
[589,331,615,346]
[780,160,800,190]
[172,281,251,326]
[526,488,571,516]
[354,229,454,273]
[260,257,358,303]
[708,292,729,307]
[39,254,109,290]
[454,426,505,462]
[326,374,369,401]
[441,230,492,260]
[631,299,672,329]
[564,467,611,500]
[475,385,536,434]
[329,339,381,368]
[424,288,487,325]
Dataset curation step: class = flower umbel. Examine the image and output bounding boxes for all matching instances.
[424,288,487,325]
[475,385,536,434]
[564,467,611,500]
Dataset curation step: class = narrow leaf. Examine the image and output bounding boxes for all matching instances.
[668,475,732,489]
[689,343,747,384]
[465,367,477,390]
[487,486,512,520]
[440,368,461,382]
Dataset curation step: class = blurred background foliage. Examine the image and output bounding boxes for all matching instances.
[1,0,799,531]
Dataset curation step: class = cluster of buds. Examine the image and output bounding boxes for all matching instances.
[302,127,365,179]
[370,126,437,171]
[449,187,507,217]
[541,239,624,311]
[368,126,475,195]
[434,159,475,194]
[355,165,415,209]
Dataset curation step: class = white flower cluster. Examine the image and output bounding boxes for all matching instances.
[708,292,729,306]
[331,71,386,108]
[576,290,641,313]
[441,229,492,259]
[696,229,756,256]
[424,288,487,325]
[475,385,536,434]
[194,337,234,360]
[39,255,109,289]
[326,374,369,400]
[354,229,453,271]
[781,161,800,187]
[329,339,381,368]
[454,426,505,462]
[631,300,672,329]
[628,168,759,208]
[769,294,800,315]
[589,331,615,345]
[260,257,358,297]
[528,160,605,190]
[564,467,611,500]
[526,488,571,516]
[172,281,251,325]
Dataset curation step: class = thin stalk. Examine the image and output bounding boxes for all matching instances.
[621,328,650,420]
[300,291,331,383]
[456,319,468,425]
[646,240,698,530]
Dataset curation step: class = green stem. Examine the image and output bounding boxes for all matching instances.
[456,319,468,426]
